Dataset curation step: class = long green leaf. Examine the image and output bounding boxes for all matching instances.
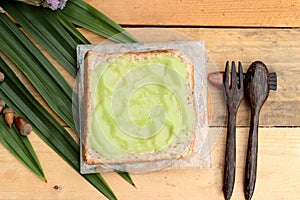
[0,116,46,181]
[56,11,90,45]
[1,0,135,190]
[62,0,138,43]
[0,57,117,200]
[116,171,135,187]
[3,2,89,77]
[0,12,75,131]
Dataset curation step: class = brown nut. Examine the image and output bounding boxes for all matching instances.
[0,98,5,114]
[15,116,32,136]
[208,72,224,89]
[3,108,14,127]
[0,72,4,82]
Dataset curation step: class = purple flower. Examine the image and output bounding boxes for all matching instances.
[45,0,68,10]
[13,0,68,10]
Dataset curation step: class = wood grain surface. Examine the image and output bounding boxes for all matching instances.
[1,127,299,200]
[1,27,299,199]
[85,0,300,27]
[1,1,300,199]
[81,27,300,127]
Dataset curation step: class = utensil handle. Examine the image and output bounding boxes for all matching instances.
[244,110,259,200]
[223,111,237,200]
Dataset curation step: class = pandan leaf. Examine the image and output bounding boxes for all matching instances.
[0,57,117,200]
[0,1,137,197]
[0,12,75,131]
[3,2,89,77]
[62,0,138,43]
[0,115,46,182]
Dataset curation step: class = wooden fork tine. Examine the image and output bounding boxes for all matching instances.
[224,61,230,89]
[238,62,244,89]
[231,61,237,89]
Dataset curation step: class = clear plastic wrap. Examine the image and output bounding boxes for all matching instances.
[74,39,209,173]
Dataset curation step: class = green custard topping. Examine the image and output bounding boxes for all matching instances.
[88,53,195,159]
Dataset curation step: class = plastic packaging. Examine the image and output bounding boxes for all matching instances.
[75,40,209,173]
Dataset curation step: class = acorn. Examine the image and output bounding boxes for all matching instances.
[15,116,32,136]
[3,108,14,127]
[0,98,5,113]
[208,72,224,89]
[0,72,4,82]
[0,7,5,14]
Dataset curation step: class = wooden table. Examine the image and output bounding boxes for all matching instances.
[1,1,300,199]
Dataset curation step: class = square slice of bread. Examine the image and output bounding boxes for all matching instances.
[83,49,195,165]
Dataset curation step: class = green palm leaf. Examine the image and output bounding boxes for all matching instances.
[0,1,137,198]
[62,0,138,43]
[56,11,90,45]
[116,171,135,187]
[0,57,117,200]
[0,12,75,131]
[3,2,89,77]
[3,2,135,186]
[0,115,46,182]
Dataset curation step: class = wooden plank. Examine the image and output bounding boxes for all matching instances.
[85,0,300,27]
[3,28,298,127]
[1,28,298,199]
[180,28,300,127]
[0,127,299,199]
[3,27,298,127]
[78,28,300,127]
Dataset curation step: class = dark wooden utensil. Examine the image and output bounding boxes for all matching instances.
[223,61,244,200]
[244,61,277,200]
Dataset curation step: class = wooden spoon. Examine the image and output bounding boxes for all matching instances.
[243,61,276,200]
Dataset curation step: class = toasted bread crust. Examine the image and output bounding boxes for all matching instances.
[83,49,195,165]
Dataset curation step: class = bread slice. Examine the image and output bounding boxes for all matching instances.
[83,49,195,165]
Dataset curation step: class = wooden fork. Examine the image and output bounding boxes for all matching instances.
[223,61,244,200]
